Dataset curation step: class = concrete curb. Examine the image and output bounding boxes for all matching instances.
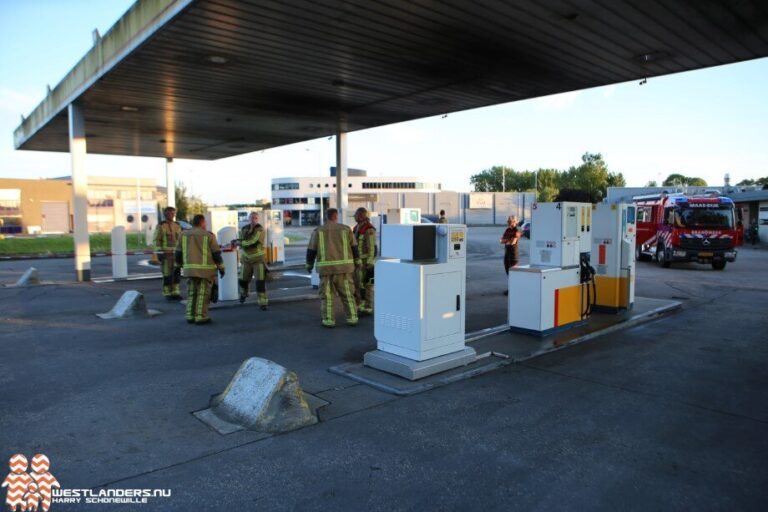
[0,250,155,261]
[329,300,682,396]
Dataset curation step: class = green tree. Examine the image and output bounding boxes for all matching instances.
[534,168,560,202]
[569,152,613,202]
[645,180,658,187]
[737,177,768,187]
[662,173,708,187]
[469,152,622,202]
[174,182,206,221]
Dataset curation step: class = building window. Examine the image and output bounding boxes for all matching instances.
[309,184,314,188]
[324,184,329,188]
[0,189,22,234]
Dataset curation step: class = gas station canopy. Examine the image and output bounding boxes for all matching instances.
[13,0,768,160]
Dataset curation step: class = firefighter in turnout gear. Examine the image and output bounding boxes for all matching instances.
[238,211,268,309]
[175,214,225,325]
[353,207,376,315]
[306,208,360,327]
[154,206,182,300]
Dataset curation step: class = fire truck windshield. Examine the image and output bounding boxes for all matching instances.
[675,206,733,229]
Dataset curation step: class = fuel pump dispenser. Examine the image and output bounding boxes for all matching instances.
[507,202,595,336]
[262,209,285,265]
[364,223,476,380]
[591,203,636,311]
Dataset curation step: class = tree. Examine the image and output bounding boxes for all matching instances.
[568,152,615,202]
[737,177,768,188]
[662,173,708,187]
[174,182,206,221]
[469,166,506,192]
[469,152,622,202]
[645,180,658,187]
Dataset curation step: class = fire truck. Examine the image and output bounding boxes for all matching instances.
[634,193,737,270]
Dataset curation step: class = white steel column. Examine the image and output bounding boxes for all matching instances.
[165,157,175,208]
[335,132,348,213]
[68,102,91,282]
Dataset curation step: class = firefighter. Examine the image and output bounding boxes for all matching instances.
[306,208,359,328]
[353,207,376,315]
[175,214,225,325]
[238,211,268,309]
[438,209,448,224]
[154,206,183,300]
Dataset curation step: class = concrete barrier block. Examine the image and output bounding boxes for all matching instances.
[197,357,317,434]
[15,267,40,286]
[97,290,161,319]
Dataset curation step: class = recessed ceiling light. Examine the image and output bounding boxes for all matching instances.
[121,105,139,112]
[207,55,228,64]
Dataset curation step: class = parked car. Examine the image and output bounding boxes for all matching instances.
[520,221,530,239]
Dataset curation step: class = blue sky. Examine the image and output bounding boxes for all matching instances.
[1,0,766,205]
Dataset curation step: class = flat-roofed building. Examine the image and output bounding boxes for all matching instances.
[0,177,166,235]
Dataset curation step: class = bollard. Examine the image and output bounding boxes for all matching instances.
[217,226,239,301]
[310,267,320,289]
[111,226,128,279]
[144,224,154,246]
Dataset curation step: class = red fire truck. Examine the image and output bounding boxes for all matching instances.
[634,193,738,270]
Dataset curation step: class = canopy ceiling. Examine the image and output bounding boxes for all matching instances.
[14,0,768,160]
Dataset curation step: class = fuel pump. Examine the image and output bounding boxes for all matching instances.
[507,202,594,336]
[364,223,476,380]
[591,203,636,311]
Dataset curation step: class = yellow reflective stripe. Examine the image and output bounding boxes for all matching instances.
[342,230,349,261]
[343,278,358,322]
[317,259,354,267]
[182,235,188,266]
[202,236,209,266]
[325,280,333,323]
[184,264,217,269]
[367,231,376,260]
[242,229,261,247]
[318,231,326,261]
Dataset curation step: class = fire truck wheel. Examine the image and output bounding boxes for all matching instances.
[656,244,671,268]
[712,260,726,271]
[636,245,649,262]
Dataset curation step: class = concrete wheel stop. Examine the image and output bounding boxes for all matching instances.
[14,267,41,287]
[96,290,161,319]
[194,357,325,435]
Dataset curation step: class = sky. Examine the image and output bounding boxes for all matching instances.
[1,0,767,205]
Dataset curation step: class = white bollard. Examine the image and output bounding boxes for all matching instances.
[217,226,239,301]
[111,226,128,279]
[310,267,320,289]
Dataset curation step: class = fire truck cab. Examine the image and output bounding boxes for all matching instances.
[634,193,737,270]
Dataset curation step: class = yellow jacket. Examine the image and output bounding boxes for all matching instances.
[175,227,224,279]
[239,224,266,263]
[306,222,359,275]
[353,221,377,267]
[154,220,182,253]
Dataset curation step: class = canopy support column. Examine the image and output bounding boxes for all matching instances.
[68,102,91,282]
[165,157,175,209]
[335,132,348,217]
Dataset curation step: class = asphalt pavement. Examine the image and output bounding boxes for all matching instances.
[0,228,766,511]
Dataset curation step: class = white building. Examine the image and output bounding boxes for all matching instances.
[271,169,441,225]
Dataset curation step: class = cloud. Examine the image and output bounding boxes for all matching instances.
[533,90,582,111]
